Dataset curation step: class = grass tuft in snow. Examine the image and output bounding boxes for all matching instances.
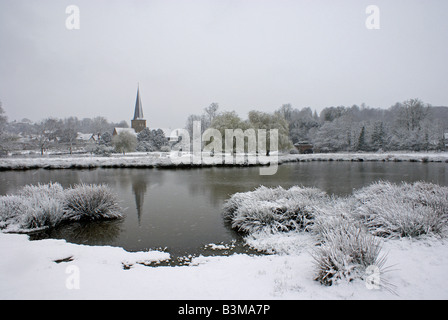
[18,183,66,229]
[223,186,329,234]
[311,209,385,286]
[0,183,123,232]
[0,183,65,231]
[63,184,123,221]
[353,181,448,238]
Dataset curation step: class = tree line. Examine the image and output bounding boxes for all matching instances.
[0,102,129,155]
[1,98,447,156]
[186,99,448,153]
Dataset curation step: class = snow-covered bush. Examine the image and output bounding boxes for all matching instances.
[63,184,123,221]
[17,182,64,199]
[223,180,448,287]
[223,186,329,234]
[312,218,385,286]
[92,144,114,156]
[353,181,448,238]
[0,195,31,230]
[306,199,386,286]
[0,183,65,231]
[0,183,123,232]
[19,183,65,229]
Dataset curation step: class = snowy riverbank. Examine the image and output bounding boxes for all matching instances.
[0,152,447,170]
[1,232,448,299]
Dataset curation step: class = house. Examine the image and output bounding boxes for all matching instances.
[112,127,137,137]
[158,128,180,142]
[76,133,96,142]
[294,142,314,154]
[445,132,448,147]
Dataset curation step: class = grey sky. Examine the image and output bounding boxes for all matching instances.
[1,0,447,129]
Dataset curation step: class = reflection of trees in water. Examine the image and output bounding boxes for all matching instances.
[45,220,123,246]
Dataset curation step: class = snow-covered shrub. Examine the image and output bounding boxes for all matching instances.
[63,184,123,221]
[353,181,448,238]
[312,219,385,286]
[309,197,357,241]
[289,149,299,154]
[160,145,171,152]
[0,183,65,231]
[92,144,114,156]
[0,183,123,232]
[307,198,385,286]
[17,182,64,199]
[0,195,32,230]
[223,186,329,234]
[223,180,448,287]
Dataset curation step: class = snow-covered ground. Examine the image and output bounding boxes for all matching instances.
[1,232,447,300]
[0,152,447,170]
[1,153,447,300]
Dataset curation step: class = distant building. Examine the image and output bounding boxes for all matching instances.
[112,127,138,137]
[445,132,448,147]
[76,133,96,142]
[113,85,147,136]
[158,128,180,142]
[131,85,147,133]
[294,142,314,154]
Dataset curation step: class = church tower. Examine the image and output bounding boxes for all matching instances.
[131,85,147,133]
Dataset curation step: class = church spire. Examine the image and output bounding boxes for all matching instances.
[133,84,144,120]
[131,84,147,133]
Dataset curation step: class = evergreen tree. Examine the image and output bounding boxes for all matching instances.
[371,122,385,151]
[357,126,368,151]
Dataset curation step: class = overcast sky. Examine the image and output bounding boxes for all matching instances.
[1,0,447,129]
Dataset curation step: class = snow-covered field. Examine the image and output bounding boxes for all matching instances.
[1,232,447,299]
[0,151,447,170]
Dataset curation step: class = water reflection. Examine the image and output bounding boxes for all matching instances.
[132,175,147,226]
[31,220,123,246]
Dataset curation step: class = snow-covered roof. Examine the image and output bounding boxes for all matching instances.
[113,127,137,136]
[77,133,95,141]
[156,128,180,141]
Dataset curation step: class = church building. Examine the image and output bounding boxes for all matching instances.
[113,85,147,136]
[131,85,147,133]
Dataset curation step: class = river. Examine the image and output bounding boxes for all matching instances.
[0,161,446,261]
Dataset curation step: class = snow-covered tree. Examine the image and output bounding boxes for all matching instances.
[248,110,293,155]
[136,128,168,152]
[112,131,137,155]
[370,121,386,151]
[203,103,219,129]
[0,101,9,155]
[287,107,319,144]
